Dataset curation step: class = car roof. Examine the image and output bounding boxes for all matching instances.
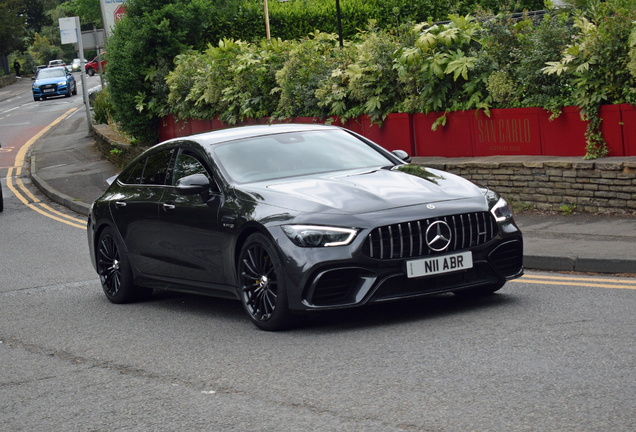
[44,66,67,72]
[182,123,343,147]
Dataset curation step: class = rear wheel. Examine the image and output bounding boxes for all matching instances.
[454,281,506,298]
[96,227,151,303]
[238,233,292,331]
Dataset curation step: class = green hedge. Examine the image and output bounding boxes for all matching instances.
[106,0,543,143]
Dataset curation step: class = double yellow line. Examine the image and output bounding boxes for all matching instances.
[5,107,86,229]
[512,274,636,290]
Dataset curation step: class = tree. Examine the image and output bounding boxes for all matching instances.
[0,0,27,57]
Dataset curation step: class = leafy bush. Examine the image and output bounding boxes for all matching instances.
[542,0,636,158]
[92,88,115,125]
[273,31,347,119]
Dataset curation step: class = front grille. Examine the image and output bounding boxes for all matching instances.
[41,84,57,91]
[363,212,498,260]
[489,240,523,277]
[310,269,359,306]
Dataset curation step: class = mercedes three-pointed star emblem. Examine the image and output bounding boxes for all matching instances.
[425,220,452,252]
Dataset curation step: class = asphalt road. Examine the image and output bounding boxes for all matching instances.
[1,82,635,431]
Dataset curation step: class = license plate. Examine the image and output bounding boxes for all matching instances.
[43,89,55,93]
[406,251,473,278]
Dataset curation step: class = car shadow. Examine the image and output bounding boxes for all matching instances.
[140,289,519,333]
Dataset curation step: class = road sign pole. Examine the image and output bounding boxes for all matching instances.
[75,16,92,135]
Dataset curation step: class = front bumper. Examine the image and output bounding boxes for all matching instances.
[270,215,523,312]
[33,83,69,97]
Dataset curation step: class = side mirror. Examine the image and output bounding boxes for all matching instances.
[392,150,411,163]
[175,173,210,196]
[32,76,36,80]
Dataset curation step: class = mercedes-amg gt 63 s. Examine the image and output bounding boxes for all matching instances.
[88,124,523,330]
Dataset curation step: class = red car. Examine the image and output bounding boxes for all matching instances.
[85,53,107,76]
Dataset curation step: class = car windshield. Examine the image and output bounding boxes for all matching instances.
[38,69,65,79]
[213,129,394,183]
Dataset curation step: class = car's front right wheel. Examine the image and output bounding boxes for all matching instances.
[238,233,293,331]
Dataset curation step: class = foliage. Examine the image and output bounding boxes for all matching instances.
[273,31,346,119]
[542,0,636,158]
[396,14,490,128]
[0,0,27,56]
[316,26,413,122]
[92,88,115,125]
[106,0,233,144]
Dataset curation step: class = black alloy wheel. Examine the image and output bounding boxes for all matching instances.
[97,227,151,303]
[72,83,77,95]
[238,233,292,331]
[65,86,71,97]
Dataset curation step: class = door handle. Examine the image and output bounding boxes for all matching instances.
[163,202,176,211]
[115,201,127,208]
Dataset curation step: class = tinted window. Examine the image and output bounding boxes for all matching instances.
[122,160,145,185]
[142,149,174,185]
[172,153,210,186]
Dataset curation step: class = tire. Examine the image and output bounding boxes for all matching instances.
[87,68,94,76]
[72,83,77,95]
[0,185,3,212]
[96,226,152,303]
[454,281,506,298]
[65,87,71,97]
[238,233,293,331]
[33,96,40,102]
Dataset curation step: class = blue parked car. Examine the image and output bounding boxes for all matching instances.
[32,67,77,101]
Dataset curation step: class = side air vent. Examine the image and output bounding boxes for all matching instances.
[489,240,523,277]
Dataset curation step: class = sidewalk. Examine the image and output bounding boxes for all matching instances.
[26,102,636,275]
[0,76,32,102]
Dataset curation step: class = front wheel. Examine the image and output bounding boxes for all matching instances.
[454,281,506,298]
[87,68,94,76]
[238,233,292,331]
[96,227,151,303]
[33,96,40,101]
[0,185,3,212]
[72,83,77,95]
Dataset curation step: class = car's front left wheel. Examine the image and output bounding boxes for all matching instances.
[238,233,292,331]
[97,227,151,303]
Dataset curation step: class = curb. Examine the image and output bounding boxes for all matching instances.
[524,255,636,274]
[30,154,91,216]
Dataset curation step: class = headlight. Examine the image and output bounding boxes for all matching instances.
[281,225,358,247]
[33,85,39,89]
[57,81,66,85]
[490,197,513,222]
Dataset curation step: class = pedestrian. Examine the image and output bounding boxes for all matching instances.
[13,59,21,77]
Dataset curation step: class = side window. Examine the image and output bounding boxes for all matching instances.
[122,159,146,185]
[172,151,221,193]
[142,149,174,185]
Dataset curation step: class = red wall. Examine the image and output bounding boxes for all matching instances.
[158,105,636,157]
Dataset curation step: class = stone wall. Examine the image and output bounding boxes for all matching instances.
[93,124,148,168]
[0,75,16,88]
[419,160,636,213]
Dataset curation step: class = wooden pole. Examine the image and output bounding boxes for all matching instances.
[264,0,271,40]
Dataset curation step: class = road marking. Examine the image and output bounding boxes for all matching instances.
[4,106,87,229]
[512,274,636,290]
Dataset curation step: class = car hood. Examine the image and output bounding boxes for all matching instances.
[35,76,68,85]
[236,165,485,215]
